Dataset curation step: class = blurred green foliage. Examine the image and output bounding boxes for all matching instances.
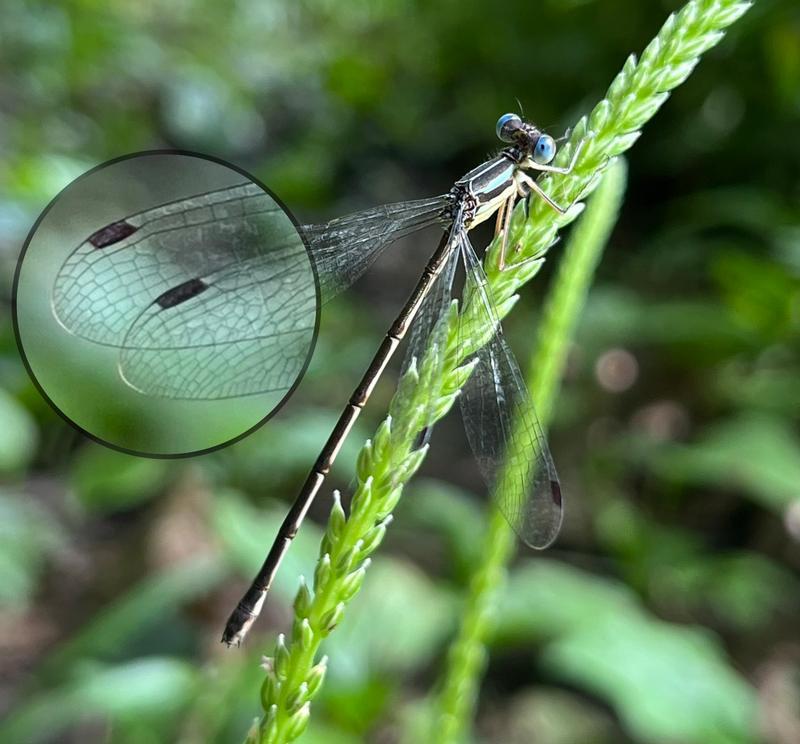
[0,0,798,743]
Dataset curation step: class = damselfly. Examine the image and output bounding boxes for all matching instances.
[222,113,585,646]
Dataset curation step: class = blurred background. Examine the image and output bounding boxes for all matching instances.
[1,1,798,742]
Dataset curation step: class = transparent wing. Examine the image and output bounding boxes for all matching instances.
[456,230,563,548]
[54,184,447,343]
[118,240,316,399]
[399,231,460,447]
[53,182,317,399]
[303,196,449,303]
[52,182,446,399]
[53,182,305,346]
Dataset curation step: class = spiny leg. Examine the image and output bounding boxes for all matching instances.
[495,194,516,271]
[499,175,574,272]
[494,196,506,238]
[519,172,571,214]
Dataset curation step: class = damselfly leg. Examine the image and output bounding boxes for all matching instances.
[496,136,586,271]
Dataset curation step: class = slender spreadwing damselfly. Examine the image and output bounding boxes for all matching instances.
[222,113,586,646]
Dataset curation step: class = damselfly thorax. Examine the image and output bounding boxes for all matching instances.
[446,152,522,229]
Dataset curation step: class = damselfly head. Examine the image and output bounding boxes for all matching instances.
[496,113,556,163]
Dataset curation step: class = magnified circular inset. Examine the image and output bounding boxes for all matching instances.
[14,151,319,457]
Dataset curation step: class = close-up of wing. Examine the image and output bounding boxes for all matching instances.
[118,243,316,399]
[52,182,296,347]
[51,181,316,400]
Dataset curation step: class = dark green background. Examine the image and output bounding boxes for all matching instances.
[1,1,798,742]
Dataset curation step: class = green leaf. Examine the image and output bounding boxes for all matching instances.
[498,561,758,743]
[495,561,641,643]
[543,612,757,743]
[649,413,800,514]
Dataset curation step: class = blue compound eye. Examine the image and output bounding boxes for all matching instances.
[496,113,523,143]
[533,134,556,165]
